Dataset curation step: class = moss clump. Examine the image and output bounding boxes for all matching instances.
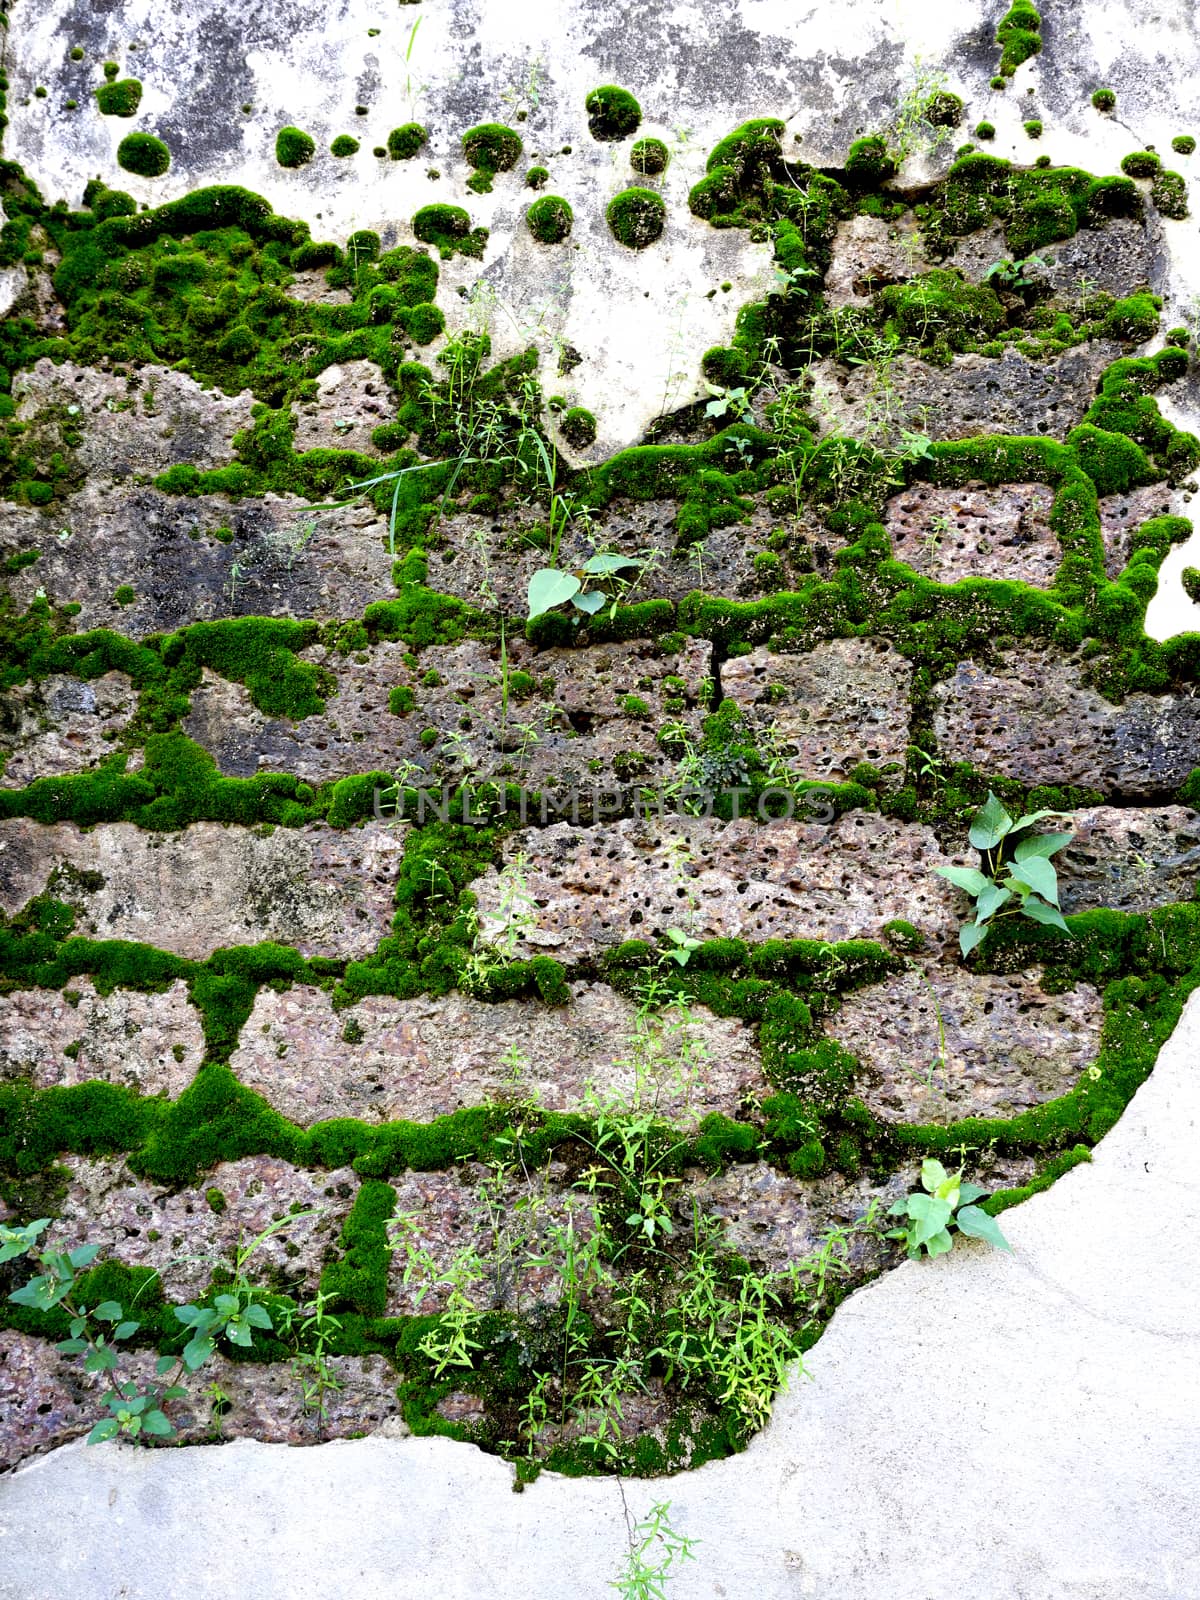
[996,1,1042,77]
[877,268,1005,352]
[605,187,666,249]
[275,127,316,169]
[411,204,487,260]
[525,194,573,244]
[844,134,896,188]
[1121,150,1162,179]
[113,585,135,606]
[1172,135,1196,156]
[387,123,427,160]
[330,135,359,158]
[1024,119,1043,139]
[1091,87,1116,113]
[559,407,597,449]
[95,78,142,117]
[926,92,964,128]
[462,123,522,193]
[1182,567,1200,604]
[116,132,170,179]
[1152,170,1189,220]
[975,121,996,141]
[524,165,549,189]
[631,137,669,176]
[585,85,642,142]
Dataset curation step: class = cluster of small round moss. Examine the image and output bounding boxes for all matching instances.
[116,132,170,178]
[1024,119,1043,138]
[1092,87,1116,112]
[585,84,642,142]
[411,203,487,260]
[524,165,549,189]
[330,135,359,158]
[275,126,315,168]
[1151,169,1189,220]
[558,407,596,449]
[1171,135,1195,156]
[995,0,1042,76]
[94,77,142,117]
[525,194,573,245]
[975,121,996,141]
[388,123,427,160]
[462,122,522,192]
[605,186,665,249]
[630,137,669,176]
[1120,150,1161,178]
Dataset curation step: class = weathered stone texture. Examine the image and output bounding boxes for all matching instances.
[1098,482,1178,577]
[474,813,966,960]
[932,653,1200,797]
[0,978,203,1095]
[12,360,255,481]
[0,819,402,958]
[720,639,912,787]
[292,360,394,455]
[183,635,713,790]
[229,982,766,1127]
[46,1155,358,1301]
[831,967,1104,1124]
[1058,806,1200,914]
[884,481,1058,585]
[0,671,138,789]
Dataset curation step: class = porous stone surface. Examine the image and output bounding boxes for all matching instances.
[1098,482,1179,577]
[0,488,395,634]
[0,671,138,789]
[474,813,966,960]
[0,819,402,959]
[932,653,1200,797]
[291,360,393,455]
[229,982,766,1127]
[831,967,1104,1124]
[12,360,255,481]
[1058,805,1200,914]
[884,481,1058,585]
[44,1155,358,1302]
[0,978,203,1094]
[183,635,713,790]
[720,638,912,788]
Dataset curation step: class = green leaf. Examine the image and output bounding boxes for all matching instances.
[582,553,641,575]
[958,1181,988,1204]
[1011,807,1070,833]
[955,1204,1012,1252]
[243,1303,273,1331]
[84,1346,118,1373]
[174,1304,206,1327]
[571,588,605,614]
[68,1244,100,1269]
[968,792,1013,850]
[935,864,990,896]
[213,1294,239,1316]
[905,1192,953,1247]
[527,567,580,619]
[56,1338,88,1355]
[959,919,990,958]
[141,1410,173,1437]
[86,1418,120,1445]
[1020,896,1071,934]
[886,1197,909,1216]
[182,1333,214,1371]
[114,1321,140,1341]
[1007,856,1059,904]
[226,1319,254,1348]
[924,1227,954,1257]
[155,1355,177,1377]
[1014,830,1073,861]
[920,1158,949,1194]
[94,1301,123,1322]
[975,880,1012,922]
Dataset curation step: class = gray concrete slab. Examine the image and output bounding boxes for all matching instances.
[3,990,1198,1600]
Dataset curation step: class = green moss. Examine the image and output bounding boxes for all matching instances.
[1182,567,1200,605]
[996,1,1042,77]
[558,407,596,450]
[330,135,359,158]
[1023,119,1042,139]
[525,194,573,244]
[524,165,549,189]
[584,85,641,142]
[95,78,142,117]
[321,1180,396,1316]
[388,123,427,160]
[275,127,316,169]
[204,1185,227,1214]
[844,135,896,188]
[112,585,135,606]
[631,138,669,176]
[1092,87,1116,112]
[1171,135,1196,156]
[1152,170,1189,220]
[411,204,487,260]
[116,133,170,179]
[1121,150,1162,179]
[605,187,666,250]
[975,121,996,141]
[462,123,522,193]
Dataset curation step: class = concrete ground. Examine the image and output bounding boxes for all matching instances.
[2,991,1197,1600]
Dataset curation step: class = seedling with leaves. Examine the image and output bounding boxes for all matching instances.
[662,928,701,968]
[887,1158,1011,1258]
[527,552,648,622]
[937,791,1073,956]
[982,254,1049,291]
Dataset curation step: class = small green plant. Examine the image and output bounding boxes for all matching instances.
[388,122,427,159]
[937,792,1074,956]
[887,1158,1011,1257]
[982,254,1049,291]
[630,137,669,176]
[95,77,142,117]
[527,552,646,622]
[662,928,701,968]
[612,1502,698,1599]
[463,122,523,193]
[1121,150,1162,179]
[330,134,359,157]
[1172,135,1196,156]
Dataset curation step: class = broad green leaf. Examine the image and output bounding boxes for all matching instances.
[84,1346,118,1373]
[571,589,605,614]
[213,1294,239,1316]
[959,919,990,958]
[905,1192,953,1247]
[920,1157,949,1194]
[244,1303,273,1331]
[1008,856,1059,904]
[56,1338,88,1355]
[86,1418,120,1445]
[1012,807,1070,833]
[925,1227,954,1257]
[94,1301,123,1322]
[955,1203,1012,1252]
[174,1304,205,1327]
[935,864,990,896]
[155,1355,177,1377]
[968,792,1013,850]
[226,1319,254,1348]
[141,1410,173,1437]
[68,1244,100,1268]
[975,880,1012,923]
[527,567,580,619]
[958,1181,988,1204]
[886,1197,909,1216]
[582,553,641,575]
[1013,830,1073,861]
[1020,896,1071,934]
[114,1321,140,1341]
[182,1333,214,1371]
